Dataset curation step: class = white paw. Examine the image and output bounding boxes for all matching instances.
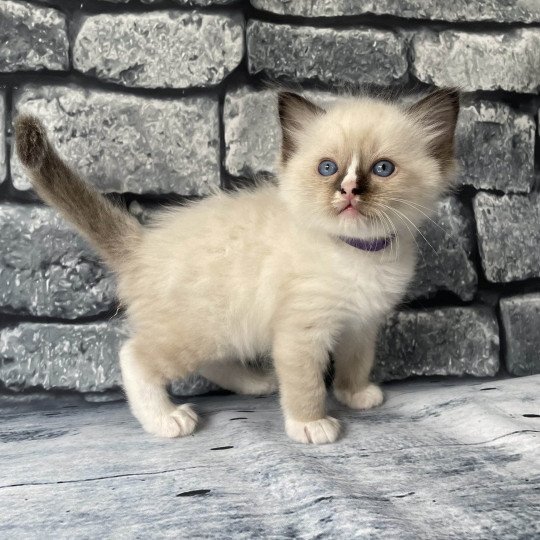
[285,416,341,444]
[142,404,198,438]
[334,383,384,410]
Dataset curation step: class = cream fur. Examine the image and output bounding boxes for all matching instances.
[17,90,459,444]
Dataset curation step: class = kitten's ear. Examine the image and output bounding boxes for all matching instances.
[408,88,460,172]
[278,92,325,163]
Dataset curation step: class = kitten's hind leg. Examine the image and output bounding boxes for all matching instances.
[119,339,199,438]
[199,361,278,396]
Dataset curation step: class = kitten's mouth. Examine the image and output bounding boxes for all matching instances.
[339,203,365,218]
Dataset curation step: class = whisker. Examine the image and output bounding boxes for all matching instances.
[388,206,438,255]
[387,198,448,236]
[372,208,397,262]
[370,208,392,262]
[368,203,400,263]
[373,201,426,264]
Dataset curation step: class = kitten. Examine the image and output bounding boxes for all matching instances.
[15,88,459,444]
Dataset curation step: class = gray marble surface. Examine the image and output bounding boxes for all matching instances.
[0,376,538,538]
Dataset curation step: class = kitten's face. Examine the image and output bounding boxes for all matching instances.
[277,90,459,239]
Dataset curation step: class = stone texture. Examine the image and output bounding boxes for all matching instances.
[474,192,540,283]
[457,101,535,193]
[73,12,244,89]
[224,88,280,178]
[408,197,477,301]
[500,294,540,376]
[12,84,220,195]
[0,0,68,72]
[0,322,126,392]
[247,21,407,85]
[251,0,540,23]
[101,0,236,3]
[0,204,115,319]
[0,321,217,395]
[0,92,5,183]
[373,307,499,381]
[412,29,540,93]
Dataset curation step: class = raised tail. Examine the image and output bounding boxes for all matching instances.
[14,115,142,269]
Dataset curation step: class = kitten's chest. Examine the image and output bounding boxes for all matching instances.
[328,246,415,318]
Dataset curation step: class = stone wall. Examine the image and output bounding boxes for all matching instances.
[0,0,539,397]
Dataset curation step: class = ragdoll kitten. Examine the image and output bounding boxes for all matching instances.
[15,87,459,444]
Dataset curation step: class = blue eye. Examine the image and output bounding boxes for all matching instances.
[372,160,395,177]
[318,160,338,176]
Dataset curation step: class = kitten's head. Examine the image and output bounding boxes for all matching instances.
[277,89,459,239]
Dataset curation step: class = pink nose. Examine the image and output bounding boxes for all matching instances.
[340,178,359,201]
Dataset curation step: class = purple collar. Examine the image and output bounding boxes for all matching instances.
[339,235,394,252]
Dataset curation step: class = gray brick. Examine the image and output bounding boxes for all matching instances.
[0,321,218,395]
[373,307,499,381]
[102,0,236,3]
[412,30,540,93]
[457,102,535,193]
[247,21,407,86]
[170,0,236,3]
[474,192,540,283]
[0,0,68,72]
[0,92,5,183]
[12,84,220,195]
[251,0,540,23]
[408,197,477,301]
[500,294,540,376]
[73,12,244,89]
[0,204,115,318]
[224,88,280,178]
[0,322,126,392]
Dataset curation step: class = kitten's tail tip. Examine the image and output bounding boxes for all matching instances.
[14,115,48,170]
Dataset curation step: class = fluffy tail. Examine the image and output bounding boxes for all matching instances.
[15,115,141,269]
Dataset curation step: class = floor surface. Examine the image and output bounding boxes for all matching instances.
[1,376,539,538]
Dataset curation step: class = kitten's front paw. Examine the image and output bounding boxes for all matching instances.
[143,404,199,438]
[285,416,341,444]
[334,383,384,410]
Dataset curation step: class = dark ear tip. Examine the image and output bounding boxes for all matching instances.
[443,87,460,104]
[436,87,460,110]
[277,91,302,107]
[14,115,49,169]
